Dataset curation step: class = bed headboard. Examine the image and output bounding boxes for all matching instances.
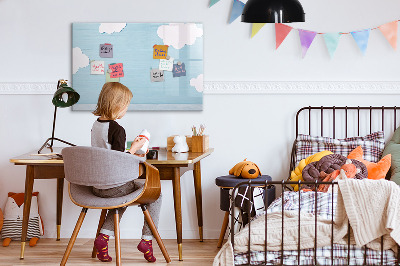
[290,106,400,179]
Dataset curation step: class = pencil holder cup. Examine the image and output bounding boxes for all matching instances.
[146,150,158,160]
[191,135,209,153]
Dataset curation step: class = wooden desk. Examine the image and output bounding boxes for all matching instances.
[10,147,213,261]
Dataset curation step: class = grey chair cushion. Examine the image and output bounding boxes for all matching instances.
[62,146,145,188]
[69,180,145,208]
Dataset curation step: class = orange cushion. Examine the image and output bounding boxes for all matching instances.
[348,146,391,180]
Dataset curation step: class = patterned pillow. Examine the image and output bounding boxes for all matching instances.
[294,131,385,166]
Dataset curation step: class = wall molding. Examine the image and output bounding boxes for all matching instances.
[203,81,400,94]
[1,81,400,95]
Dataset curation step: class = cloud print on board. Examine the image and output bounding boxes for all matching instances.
[190,74,204,92]
[73,47,89,74]
[157,23,203,49]
[99,23,127,34]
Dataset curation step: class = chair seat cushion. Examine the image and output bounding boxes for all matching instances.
[69,180,145,208]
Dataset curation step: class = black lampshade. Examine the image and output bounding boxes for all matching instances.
[52,83,80,108]
[241,0,305,23]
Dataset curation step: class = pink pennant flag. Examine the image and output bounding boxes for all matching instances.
[275,23,293,49]
[378,21,398,50]
[298,29,317,58]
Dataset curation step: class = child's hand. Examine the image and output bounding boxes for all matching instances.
[134,149,149,157]
[128,137,147,155]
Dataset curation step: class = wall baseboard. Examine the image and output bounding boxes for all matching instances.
[1,81,399,95]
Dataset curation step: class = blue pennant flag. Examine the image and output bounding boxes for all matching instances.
[351,29,371,55]
[209,0,221,7]
[323,33,341,58]
[229,0,245,24]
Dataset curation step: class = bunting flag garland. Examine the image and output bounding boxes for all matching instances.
[298,29,317,58]
[251,23,266,38]
[275,23,293,49]
[229,0,245,24]
[209,0,220,8]
[351,29,370,55]
[207,3,400,57]
[323,33,341,58]
[378,21,398,50]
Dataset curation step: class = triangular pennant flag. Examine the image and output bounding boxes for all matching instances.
[298,29,317,58]
[251,23,266,38]
[351,29,370,55]
[209,0,220,7]
[229,0,245,24]
[275,23,293,49]
[378,21,398,50]
[323,33,341,58]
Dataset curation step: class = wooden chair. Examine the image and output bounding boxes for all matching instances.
[60,146,171,265]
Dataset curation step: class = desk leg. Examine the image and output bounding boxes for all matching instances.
[193,161,203,242]
[56,178,64,241]
[20,165,35,259]
[172,167,183,261]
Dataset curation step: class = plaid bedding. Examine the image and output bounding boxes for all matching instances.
[234,191,397,265]
[294,131,385,166]
[234,244,397,265]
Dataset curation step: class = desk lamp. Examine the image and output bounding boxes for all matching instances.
[38,79,80,154]
[241,0,305,23]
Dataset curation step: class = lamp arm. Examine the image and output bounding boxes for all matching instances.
[50,105,57,148]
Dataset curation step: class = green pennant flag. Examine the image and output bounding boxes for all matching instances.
[209,0,221,7]
[323,33,341,58]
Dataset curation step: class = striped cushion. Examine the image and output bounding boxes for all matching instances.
[295,131,385,166]
[1,217,40,240]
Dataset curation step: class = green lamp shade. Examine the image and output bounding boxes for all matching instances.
[52,84,80,108]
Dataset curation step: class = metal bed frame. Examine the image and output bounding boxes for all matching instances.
[230,106,400,266]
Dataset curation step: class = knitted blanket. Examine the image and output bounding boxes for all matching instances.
[213,211,341,266]
[213,179,400,266]
[335,178,399,251]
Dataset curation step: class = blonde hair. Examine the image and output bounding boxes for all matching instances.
[93,82,133,120]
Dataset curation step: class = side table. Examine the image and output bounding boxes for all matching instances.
[215,175,275,248]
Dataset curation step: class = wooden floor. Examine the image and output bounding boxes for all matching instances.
[0,239,222,265]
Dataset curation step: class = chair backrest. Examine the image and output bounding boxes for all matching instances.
[62,146,145,187]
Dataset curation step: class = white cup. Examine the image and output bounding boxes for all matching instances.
[135,129,150,154]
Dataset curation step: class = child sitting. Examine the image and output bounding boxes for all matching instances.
[91,82,162,263]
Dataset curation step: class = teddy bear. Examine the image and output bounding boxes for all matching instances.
[1,192,44,247]
[229,159,261,179]
[172,135,189,153]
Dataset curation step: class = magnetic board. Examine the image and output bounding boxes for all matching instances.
[72,23,203,111]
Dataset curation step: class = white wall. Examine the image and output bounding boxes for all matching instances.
[1,0,400,239]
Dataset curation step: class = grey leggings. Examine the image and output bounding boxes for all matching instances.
[92,180,162,240]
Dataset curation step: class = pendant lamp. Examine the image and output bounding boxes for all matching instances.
[241,0,305,23]
[38,79,80,154]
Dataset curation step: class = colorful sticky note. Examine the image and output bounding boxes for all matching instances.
[99,43,113,58]
[172,63,186,77]
[159,57,174,71]
[153,45,169,59]
[109,63,124,78]
[106,72,120,82]
[150,69,165,82]
[90,61,105,75]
